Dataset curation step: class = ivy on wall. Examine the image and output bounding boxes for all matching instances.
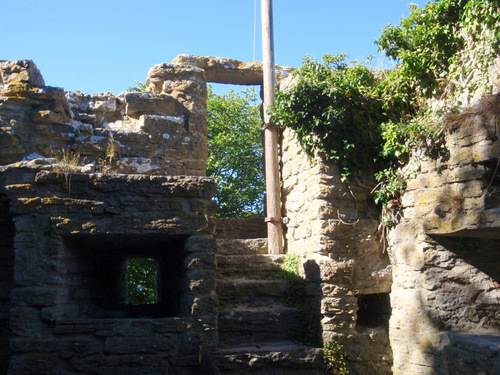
[271,0,500,210]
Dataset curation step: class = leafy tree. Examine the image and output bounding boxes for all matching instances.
[207,86,265,217]
[127,257,158,305]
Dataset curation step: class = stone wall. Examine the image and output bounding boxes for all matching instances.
[388,96,500,375]
[0,60,207,176]
[0,163,217,374]
[0,58,218,374]
[281,128,393,374]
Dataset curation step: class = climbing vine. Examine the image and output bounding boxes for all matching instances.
[323,341,350,375]
[271,0,500,211]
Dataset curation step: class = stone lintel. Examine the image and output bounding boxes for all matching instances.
[172,54,293,85]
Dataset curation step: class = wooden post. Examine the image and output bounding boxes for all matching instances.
[261,0,283,254]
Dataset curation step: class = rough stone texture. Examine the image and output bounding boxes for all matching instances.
[388,95,500,375]
[212,217,266,239]
[171,54,293,85]
[281,127,393,374]
[0,60,45,87]
[0,59,207,176]
[0,164,217,374]
[0,59,220,374]
[441,332,500,375]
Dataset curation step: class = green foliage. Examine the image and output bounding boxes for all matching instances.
[127,80,147,92]
[324,341,350,375]
[207,86,265,217]
[127,257,158,305]
[376,0,500,99]
[271,0,500,213]
[272,54,386,182]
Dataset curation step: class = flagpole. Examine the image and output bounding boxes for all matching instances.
[261,0,283,254]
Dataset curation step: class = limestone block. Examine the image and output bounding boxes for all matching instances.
[9,306,44,337]
[71,354,170,375]
[121,92,182,118]
[146,63,206,97]
[89,96,117,112]
[321,314,356,330]
[10,286,68,307]
[104,334,175,354]
[321,296,358,314]
[172,54,293,85]
[302,254,354,283]
[0,60,45,86]
[184,234,215,252]
[441,332,500,375]
[184,252,216,271]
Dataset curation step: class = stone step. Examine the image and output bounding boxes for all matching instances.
[218,306,300,346]
[217,279,288,307]
[216,254,284,278]
[213,342,325,374]
[216,238,268,255]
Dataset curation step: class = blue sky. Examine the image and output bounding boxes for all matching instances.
[2,0,429,95]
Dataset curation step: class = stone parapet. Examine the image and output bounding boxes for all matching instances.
[0,59,208,176]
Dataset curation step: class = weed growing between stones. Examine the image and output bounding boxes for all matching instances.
[98,134,120,174]
[53,148,86,194]
[323,341,350,375]
[265,253,321,346]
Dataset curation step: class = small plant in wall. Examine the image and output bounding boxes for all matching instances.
[98,134,121,173]
[323,341,350,375]
[53,148,86,193]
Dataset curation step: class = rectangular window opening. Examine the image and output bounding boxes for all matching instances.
[356,293,391,329]
[64,234,187,319]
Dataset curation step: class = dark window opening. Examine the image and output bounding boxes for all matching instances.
[64,234,187,318]
[356,293,391,329]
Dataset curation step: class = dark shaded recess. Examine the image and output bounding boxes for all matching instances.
[0,195,15,375]
[430,235,500,282]
[356,293,391,329]
[65,234,187,318]
[482,158,500,210]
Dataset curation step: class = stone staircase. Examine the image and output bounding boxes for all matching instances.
[212,235,325,374]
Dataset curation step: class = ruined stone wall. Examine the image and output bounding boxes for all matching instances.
[0,60,207,176]
[0,58,218,375]
[281,128,393,375]
[388,97,500,375]
[0,164,217,374]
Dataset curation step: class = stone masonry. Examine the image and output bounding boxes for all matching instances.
[387,96,500,375]
[281,126,393,375]
[1,54,499,375]
[0,58,217,375]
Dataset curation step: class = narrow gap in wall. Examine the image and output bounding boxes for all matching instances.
[0,195,15,375]
[356,293,391,329]
[207,82,265,219]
